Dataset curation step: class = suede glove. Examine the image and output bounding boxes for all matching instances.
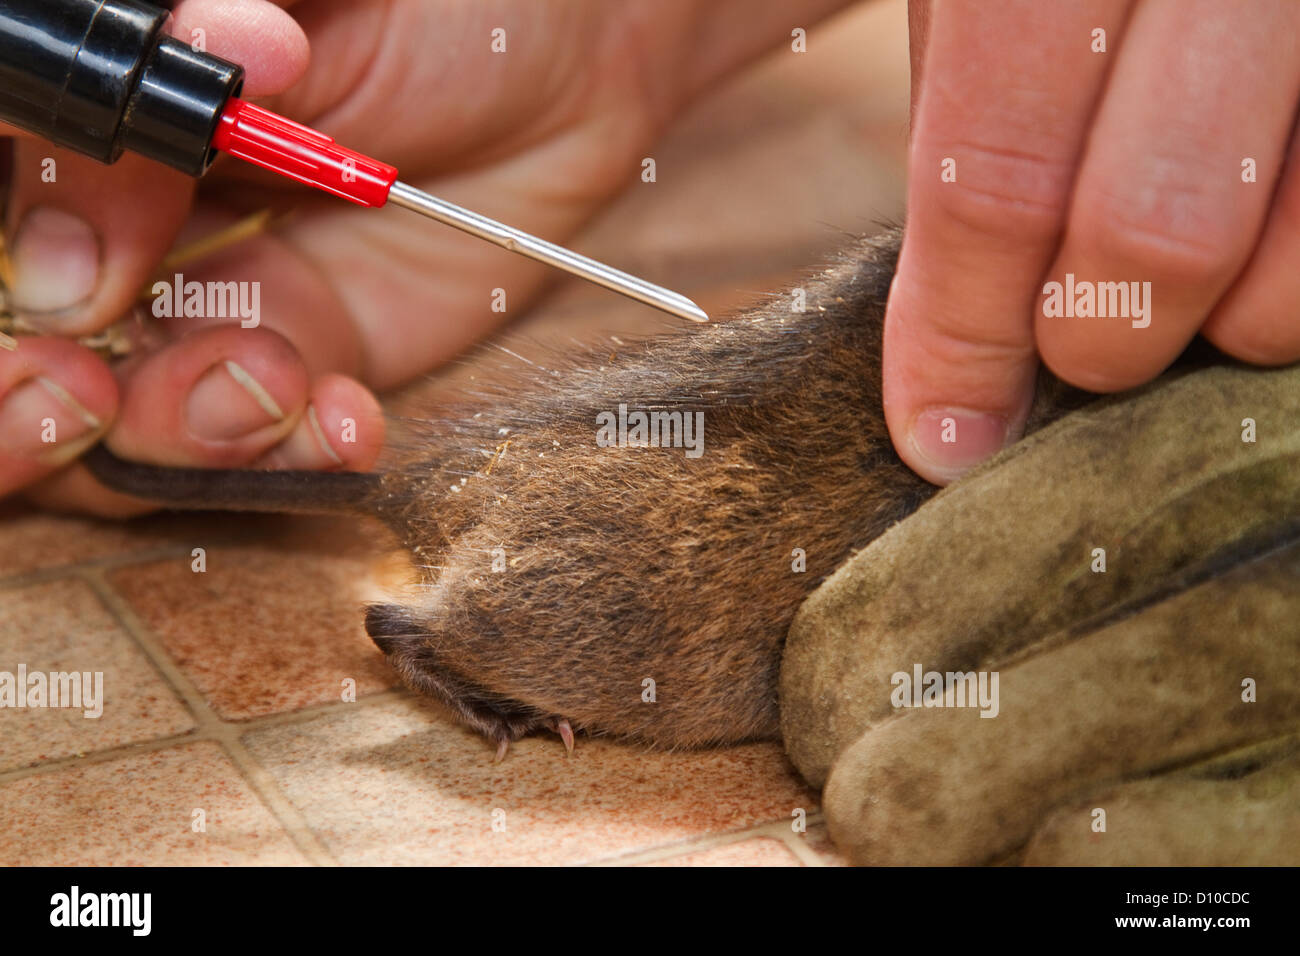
[781,363,1300,865]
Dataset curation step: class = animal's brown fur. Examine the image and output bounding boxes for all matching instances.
[87,229,1097,751]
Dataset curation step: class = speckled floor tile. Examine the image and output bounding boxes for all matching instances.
[242,693,817,866]
[0,509,173,578]
[0,507,364,580]
[107,517,400,719]
[0,741,307,865]
[644,836,801,866]
[0,578,194,770]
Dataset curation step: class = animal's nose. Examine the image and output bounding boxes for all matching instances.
[364,603,419,652]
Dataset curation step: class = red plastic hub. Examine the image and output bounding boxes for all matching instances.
[212,98,399,207]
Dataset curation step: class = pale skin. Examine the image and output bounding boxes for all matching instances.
[1,0,1298,511]
[892,0,1300,482]
[0,0,850,514]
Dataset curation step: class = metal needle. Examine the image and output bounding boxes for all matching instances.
[387,181,709,324]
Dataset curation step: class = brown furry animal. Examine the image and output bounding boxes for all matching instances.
[87,229,1098,755]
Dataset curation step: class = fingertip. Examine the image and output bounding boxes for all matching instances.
[1036,333,1160,394]
[898,406,1012,486]
[170,0,311,97]
[882,278,1038,486]
[0,337,119,423]
[0,338,118,499]
[1201,277,1300,369]
[253,373,386,471]
[307,374,386,469]
[114,325,309,466]
[6,145,194,336]
[1201,317,1300,368]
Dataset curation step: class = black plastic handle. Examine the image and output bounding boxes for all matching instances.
[0,0,244,176]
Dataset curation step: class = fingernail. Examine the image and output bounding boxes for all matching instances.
[185,360,286,441]
[908,407,1009,483]
[308,406,345,464]
[0,376,103,462]
[9,207,100,318]
[257,405,344,469]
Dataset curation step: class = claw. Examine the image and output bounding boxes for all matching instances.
[494,738,510,762]
[556,718,575,754]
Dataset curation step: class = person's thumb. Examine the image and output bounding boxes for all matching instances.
[881,232,1040,487]
[170,0,310,97]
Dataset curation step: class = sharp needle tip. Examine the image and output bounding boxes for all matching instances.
[680,299,710,324]
[387,181,710,324]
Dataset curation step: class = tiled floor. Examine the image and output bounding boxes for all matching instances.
[0,0,908,865]
[0,509,836,866]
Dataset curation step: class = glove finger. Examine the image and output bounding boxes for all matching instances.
[1022,733,1300,866]
[821,536,1300,865]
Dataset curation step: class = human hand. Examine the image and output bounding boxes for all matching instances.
[785,361,1300,864]
[885,0,1300,485]
[2,0,850,516]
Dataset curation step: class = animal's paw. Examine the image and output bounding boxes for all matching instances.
[366,603,579,758]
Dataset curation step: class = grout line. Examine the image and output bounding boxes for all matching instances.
[584,812,828,867]
[0,730,203,785]
[0,691,403,790]
[214,736,340,867]
[0,690,405,785]
[0,545,195,591]
[6,562,835,868]
[79,567,341,867]
[584,830,754,867]
[80,567,234,725]
[228,688,409,730]
[780,818,834,867]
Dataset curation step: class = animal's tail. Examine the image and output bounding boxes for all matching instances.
[83,444,382,516]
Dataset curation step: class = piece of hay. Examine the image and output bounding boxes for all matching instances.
[0,209,275,357]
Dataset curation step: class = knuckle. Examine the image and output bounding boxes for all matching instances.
[1070,188,1240,286]
[925,138,1073,244]
[923,308,1037,360]
[912,309,1036,373]
[1038,342,1151,394]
